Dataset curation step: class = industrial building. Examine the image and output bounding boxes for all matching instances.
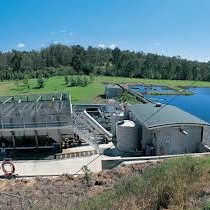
[105,84,123,99]
[128,103,210,155]
[0,90,209,159]
[0,94,118,157]
[0,93,72,153]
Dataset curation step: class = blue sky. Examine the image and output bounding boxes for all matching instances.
[0,0,210,62]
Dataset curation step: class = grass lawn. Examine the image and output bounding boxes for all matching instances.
[0,76,209,103]
[75,157,210,210]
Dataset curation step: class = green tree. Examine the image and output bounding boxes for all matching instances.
[37,77,45,88]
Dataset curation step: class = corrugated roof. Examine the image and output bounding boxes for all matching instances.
[129,103,210,129]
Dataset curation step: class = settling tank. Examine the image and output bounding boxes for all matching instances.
[111,111,125,137]
[116,120,139,152]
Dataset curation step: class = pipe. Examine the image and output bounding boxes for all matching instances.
[2,97,13,105]
[36,103,42,112]
[20,104,28,113]
[60,94,63,101]
[36,96,42,103]
[83,110,113,139]
[69,94,73,114]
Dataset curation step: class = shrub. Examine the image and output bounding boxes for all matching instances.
[37,77,45,88]
[22,78,30,89]
[66,75,91,87]
[64,75,69,85]
[76,157,208,210]
[117,91,138,104]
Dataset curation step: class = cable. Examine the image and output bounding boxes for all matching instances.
[142,80,198,124]
[72,80,199,176]
[32,79,202,209]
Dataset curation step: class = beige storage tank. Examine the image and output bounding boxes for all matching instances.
[116,120,139,152]
[111,112,125,137]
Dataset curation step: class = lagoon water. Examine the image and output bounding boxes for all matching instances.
[130,86,210,123]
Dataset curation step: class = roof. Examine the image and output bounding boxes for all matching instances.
[105,84,122,89]
[129,103,210,129]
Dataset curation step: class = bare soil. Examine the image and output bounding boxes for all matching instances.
[0,162,156,210]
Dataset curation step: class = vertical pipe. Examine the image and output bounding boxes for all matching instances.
[69,94,73,114]
[22,117,25,129]
[12,132,16,149]
[35,131,38,148]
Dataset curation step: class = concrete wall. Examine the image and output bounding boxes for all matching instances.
[0,155,102,176]
[0,128,74,149]
[149,126,202,155]
[129,111,204,155]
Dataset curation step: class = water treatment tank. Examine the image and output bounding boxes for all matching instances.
[116,120,139,152]
[111,112,125,137]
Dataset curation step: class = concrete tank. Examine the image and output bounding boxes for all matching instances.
[116,120,139,152]
[111,112,125,137]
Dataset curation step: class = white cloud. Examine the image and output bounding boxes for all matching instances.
[68,32,73,36]
[97,44,105,48]
[108,44,116,50]
[17,43,26,48]
[41,43,46,48]
[53,40,58,44]
[155,42,160,46]
[60,30,66,33]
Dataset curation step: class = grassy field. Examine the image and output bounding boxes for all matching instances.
[75,157,210,210]
[0,76,210,103]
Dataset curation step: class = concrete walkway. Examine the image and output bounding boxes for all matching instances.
[0,155,101,177]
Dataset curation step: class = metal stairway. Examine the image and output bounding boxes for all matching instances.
[72,112,109,151]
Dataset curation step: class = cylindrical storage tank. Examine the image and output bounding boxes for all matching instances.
[111,112,125,137]
[116,120,139,152]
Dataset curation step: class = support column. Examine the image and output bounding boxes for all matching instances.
[12,131,16,149]
[35,130,39,148]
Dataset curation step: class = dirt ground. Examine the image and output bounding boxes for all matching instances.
[0,162,156,210]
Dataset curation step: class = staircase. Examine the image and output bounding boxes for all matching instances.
[72,112,108,151]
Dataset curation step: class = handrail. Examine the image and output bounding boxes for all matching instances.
[83,110,113,139]
[1,97,13,105]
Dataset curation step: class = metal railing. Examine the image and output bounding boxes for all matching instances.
[0,114,72,130]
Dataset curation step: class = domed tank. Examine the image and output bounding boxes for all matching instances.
[111,111,125,137]
[116,120,139,152]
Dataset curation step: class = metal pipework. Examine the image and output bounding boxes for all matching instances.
[36,96,42,103]
[2,97,13,105]
[83,110,113,139]
[20,104,28,113]
[36,103,42,112]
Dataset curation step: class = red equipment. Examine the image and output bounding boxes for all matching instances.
[0,159,15,177]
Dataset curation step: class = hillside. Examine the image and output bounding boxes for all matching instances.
[0,44,210,82]
[1,157,210,209]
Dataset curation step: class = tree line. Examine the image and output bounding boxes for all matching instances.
[0,44,210,81]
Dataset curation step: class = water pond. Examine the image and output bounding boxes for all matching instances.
[130,86,210,123]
